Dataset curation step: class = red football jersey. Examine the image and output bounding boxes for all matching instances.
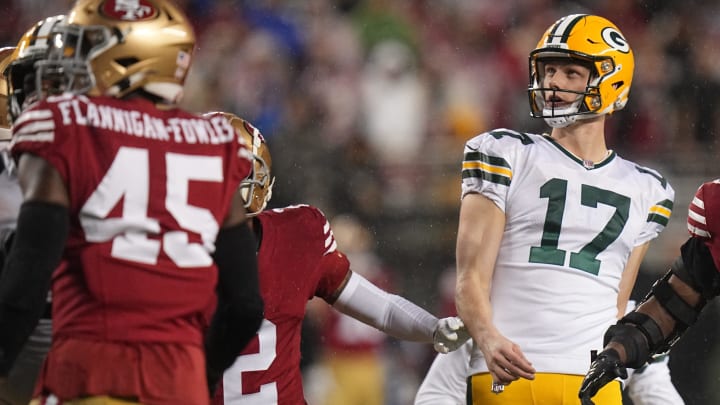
[10,94,252,346]
[687,179,720,271]
[214,204,350,405]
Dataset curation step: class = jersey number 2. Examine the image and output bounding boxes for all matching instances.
[529,178,630,275]
[223,319,278,404]
[80,146,223,267]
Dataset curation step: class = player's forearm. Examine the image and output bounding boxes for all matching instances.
[616,243,649,318]
[455,271,496,345]
[332,272,436,342]
[454,193,504,345]
[634,275,701,341]
[605,253,709,367]
[602,288,688,385]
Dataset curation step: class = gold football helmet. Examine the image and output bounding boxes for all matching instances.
[38,0,195,104]
[0,47,16,140]
[528,14,634,128]
[6,15,66,123]
[205,112,275,216]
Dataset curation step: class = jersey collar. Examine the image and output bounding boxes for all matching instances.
[542,135,616,170]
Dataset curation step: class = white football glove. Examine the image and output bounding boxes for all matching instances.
[433,316,471,354]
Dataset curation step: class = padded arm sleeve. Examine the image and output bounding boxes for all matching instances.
[0,201,68,376]
[673,236,720,300]
[332,271,437,342]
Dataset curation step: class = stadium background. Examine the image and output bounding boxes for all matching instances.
[2,1,719,404]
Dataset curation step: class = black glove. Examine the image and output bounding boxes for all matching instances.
[578,349,628,405]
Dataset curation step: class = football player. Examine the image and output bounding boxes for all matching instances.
[579,180,720,404]
[415,302,685,405]
[0,1,264,404]
[0,45,18,253]
[453,14,675,405]
[0,17,64,405]
[207,112,470,405]
[0,45,42,405]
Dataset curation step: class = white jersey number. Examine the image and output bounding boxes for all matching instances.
[223,319,278,404]
[80,146,223,267]
[529,178,630,274]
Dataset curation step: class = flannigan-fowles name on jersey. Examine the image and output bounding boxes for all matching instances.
[53,95,236,145]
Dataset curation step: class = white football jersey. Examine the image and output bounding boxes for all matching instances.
[461,129,674,375]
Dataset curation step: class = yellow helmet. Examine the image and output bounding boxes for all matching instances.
[0,47,16,140]
[528,14,634,128]
[204,112,274,217]
[6,15,66,123]
[38,0,195,104]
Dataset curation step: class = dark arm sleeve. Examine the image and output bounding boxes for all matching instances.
[0,228,15,277]
[0,201,68,376]
[205,221,264,392]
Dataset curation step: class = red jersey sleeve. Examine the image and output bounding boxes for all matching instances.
[300,206,350,300]
[687,179,720,271]
[316,250,351,300]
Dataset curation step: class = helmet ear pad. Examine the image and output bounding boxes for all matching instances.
[527,14,634,123]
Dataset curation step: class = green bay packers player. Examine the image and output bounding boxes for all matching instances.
[453,14,675,405]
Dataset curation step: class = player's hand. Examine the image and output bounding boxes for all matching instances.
[479,331,535,385]
[578,349,628,405]
[433,316,471,353]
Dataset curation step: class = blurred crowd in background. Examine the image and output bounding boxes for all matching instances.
[3,1,720,404]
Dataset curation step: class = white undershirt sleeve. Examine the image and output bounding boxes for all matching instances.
[332,271,437,342]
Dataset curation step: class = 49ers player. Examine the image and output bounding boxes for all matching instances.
[0,1,264,404]
[580,179,720,404]
[208,112,470,405]
[0,43,40,405]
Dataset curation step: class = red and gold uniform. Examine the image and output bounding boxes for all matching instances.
[213,204,349,405]
[11,94,252,404]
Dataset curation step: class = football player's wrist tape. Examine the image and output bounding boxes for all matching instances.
[333,271,436,342]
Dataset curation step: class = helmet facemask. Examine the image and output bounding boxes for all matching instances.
[35,23,119,98]
[0,47,16,139]
[239,152,275,217]
[6,15,76,122]
[528,54,605,128]
[206,111,275,217]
